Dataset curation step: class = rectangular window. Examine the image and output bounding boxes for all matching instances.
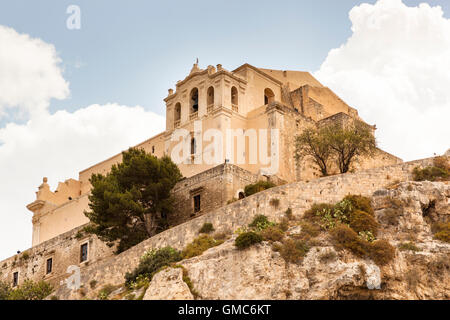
[80,243,88,262]
[193,194,201,213]
[13,272,18,287]
[46,258,53,274]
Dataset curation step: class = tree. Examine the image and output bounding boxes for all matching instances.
[295,127,332,176]
[84,148,183,253]
[295,120,377,176]
[323,120,377,174]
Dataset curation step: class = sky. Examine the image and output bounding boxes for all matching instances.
[0,0,449,260]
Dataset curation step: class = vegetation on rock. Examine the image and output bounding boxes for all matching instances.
[432,222,450,243]
[413,156,449,182]
[244,181,276,197]
[235,232,263,250]
[182,235,223,259]
[125,246,181,285]
[198,222,215,234]
[0,280,52,300]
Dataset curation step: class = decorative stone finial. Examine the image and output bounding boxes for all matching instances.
[43,177,48,183]
[217,64,222,71]
[168,89,174,95]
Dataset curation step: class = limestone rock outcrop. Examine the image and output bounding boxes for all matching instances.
[143,267,194,300]
[145,181,449,300]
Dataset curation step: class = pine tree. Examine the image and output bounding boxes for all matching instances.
[84,148,182,253]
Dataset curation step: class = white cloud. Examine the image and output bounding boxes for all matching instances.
[0,104,165,259]
[0,25,166,260]
[0,25,69,119]
[315,0,450,161]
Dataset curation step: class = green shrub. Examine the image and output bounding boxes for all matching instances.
[279,239,309,263]
[235,232,263,250]
[432,222,450,243]
[182,235,223,259]
[303,203,334,221]
[330,225,367,257]
[199,223,215,234]
[398,242,421,252]
[0,281,11,300]
[125,247,181,285]
[298,221,321,240]
[358,230,376,243]
[244,181,276,197]
[413,166,449,182]
[330,225,395,266]
[367,240,396,266]
[97,284,117,300]
[248,215,275,231]
[260,226,284,242]
[7,280,52,300]
[344,195,374,216]
[349,210,379,235]
[127,274,150,291]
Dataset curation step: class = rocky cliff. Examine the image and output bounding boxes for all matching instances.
[91,181,449,301]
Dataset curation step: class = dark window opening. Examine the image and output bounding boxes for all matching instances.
[238,192,245,199]
[68,197,72,200]
[13,272,18,287]
[80,243,88,263]
[46,258,53,274]
[191,138,196,155]
[193,195,201,213]
[264,88,274,105]
[231,86,238,105]
[174,103,181,121]
[207,86,214,106]
[152,146,155,154]
[190,88,199,113]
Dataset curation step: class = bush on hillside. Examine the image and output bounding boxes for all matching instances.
[6,280,52,300]
[125,247,181,285]
[244,181,276,197]
[182,235,223,259]
[235,232,263,250]
[199,223,215,234]
[279,239,309,263]
[248,215,275,231]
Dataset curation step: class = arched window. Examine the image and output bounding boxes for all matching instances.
[264,88,275,105]
[190,88,199,113]
[207,86,214,107]
[231,86,238,106]
[174,103,181,121]
[238,192,245,200]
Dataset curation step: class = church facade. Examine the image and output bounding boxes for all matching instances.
[25,62,401,248]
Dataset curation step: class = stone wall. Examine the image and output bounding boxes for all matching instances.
[0,163,260,290]
[170,163,260,225]
[0,225,114,288]
[50,156,438,299]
